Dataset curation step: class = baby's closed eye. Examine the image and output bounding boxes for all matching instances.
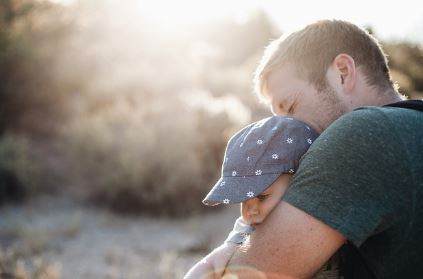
[256,194,269,201]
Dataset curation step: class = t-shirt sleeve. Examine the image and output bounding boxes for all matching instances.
[283,108,409,247]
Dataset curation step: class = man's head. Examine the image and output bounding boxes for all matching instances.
[255,19,402,132]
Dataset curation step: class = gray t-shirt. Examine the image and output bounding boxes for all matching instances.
[283,105,423,279]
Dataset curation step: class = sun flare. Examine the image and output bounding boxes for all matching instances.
[132,0,259,27]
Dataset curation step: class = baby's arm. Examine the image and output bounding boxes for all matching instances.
[183,242,238,279]
[183,217,255,279]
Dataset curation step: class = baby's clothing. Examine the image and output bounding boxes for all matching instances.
[224,217,255,245]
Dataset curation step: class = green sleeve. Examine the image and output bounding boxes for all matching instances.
[283,107,412,246]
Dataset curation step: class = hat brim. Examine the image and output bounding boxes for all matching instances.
[202,173,281,206]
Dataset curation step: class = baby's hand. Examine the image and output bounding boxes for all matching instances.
[183,243,238,279]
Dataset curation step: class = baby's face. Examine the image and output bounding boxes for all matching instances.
[241,174,292,226]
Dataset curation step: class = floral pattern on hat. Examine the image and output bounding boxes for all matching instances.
[202,116,319,206]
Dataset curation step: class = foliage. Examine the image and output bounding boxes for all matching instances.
[0,135,30,204]
[385,43,423,98]
[62,94,242,216]
[0,0,74,135]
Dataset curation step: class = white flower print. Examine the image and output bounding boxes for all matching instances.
[247,156,250,161]
[255,170,262,176]
[220,181,226,186]
[286,138,293,144]
[289,169,295,173]
[307,138,313,144]
[223,199,230,204]
[247,191,254,198]
[257,139,263,145]
[272,154,278,159]
[232,170,237,176]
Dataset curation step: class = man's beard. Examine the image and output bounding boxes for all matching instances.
[318,83,350,129]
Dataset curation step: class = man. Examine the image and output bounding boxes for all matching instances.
[200,20,423,278]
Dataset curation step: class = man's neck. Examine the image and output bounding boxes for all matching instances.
[357,88,403,108]
[377,89,404,105]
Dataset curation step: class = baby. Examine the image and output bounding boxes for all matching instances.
[184,115,319,279]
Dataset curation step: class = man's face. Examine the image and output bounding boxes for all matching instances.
[263,63,349,133]
[241,174,291,226]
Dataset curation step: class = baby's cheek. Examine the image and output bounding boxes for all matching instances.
[263,200,279,218]
[259,207,271,219]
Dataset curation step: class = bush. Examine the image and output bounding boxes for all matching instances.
[0,0,73,136]
[0,134,39,205]
[62,94,245,216]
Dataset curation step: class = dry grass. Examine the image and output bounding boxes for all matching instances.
[0,248,61,279]
[0,197,239,279]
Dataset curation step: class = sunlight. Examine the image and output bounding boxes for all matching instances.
[48,0,259,24]
[49,0,422,43]
[131,0,261,29]
[260,0,423,43]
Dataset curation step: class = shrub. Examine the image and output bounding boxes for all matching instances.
[0,134,39,205]
[62,94,246,216]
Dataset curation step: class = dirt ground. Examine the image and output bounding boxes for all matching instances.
[0,195,239,279]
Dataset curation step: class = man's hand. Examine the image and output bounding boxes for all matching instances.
[224,201,346,279]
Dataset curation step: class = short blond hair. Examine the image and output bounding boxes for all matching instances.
[254,20,395,100]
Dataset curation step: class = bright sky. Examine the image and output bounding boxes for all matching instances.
[53,0,423,44]
[260,0,423,44]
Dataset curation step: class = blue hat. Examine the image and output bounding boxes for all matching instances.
[203,116,318,206]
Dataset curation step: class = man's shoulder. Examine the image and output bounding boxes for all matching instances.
[320,104,422,142]
[285,104,422,247]
[303,103,422,177]
[335,104,414,124]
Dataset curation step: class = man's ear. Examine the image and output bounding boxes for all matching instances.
[333,54,356,93]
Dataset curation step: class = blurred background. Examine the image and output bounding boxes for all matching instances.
[0,0,422,278]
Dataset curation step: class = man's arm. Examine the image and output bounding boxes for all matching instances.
[225,201,346,279]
